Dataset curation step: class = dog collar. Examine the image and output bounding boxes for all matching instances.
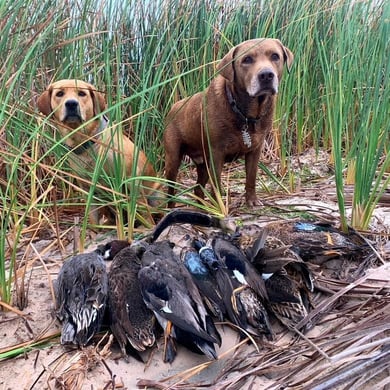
[225,85,258,148]
[225,84,260,125]
[97,114,109,133]
[65,115,109,155]
[71,140,94,155]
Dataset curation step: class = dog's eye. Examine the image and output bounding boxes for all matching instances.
[78,90,87,97]
[271,53,280,61]
[55,91,64,97]
[242,55,253,64]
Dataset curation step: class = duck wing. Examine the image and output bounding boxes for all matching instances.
[212,236,268,300]
[108,246,155,354]
[265,271,311,331]
[181,247,226,320]
[138,260,218,344]
[55,251,108,346]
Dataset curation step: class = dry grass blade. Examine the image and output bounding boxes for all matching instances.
[211,346,312,390]
[137,337,251,389]
[0,329,59,357]
[176,262,389,390]
[330,336,390,364]
[290,326,330,361]
[0,301,31,317]
[30,243,56,305]
[306,346,390,390]
[296,263,389,330]
[43,334,113,390]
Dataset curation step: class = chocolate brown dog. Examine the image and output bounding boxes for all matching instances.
[37,79,159,225]
[164,38,293,207]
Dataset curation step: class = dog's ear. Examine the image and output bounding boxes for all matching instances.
[217,46,237,82]
[37,88,52,115]
[91,88,106,115]
[277,40,294,73]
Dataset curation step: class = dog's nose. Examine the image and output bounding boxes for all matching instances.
[258,69,275,82]
[65,99,79,111]
[63,99,82,122]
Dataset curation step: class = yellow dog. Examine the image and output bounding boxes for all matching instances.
[38,79,159,225]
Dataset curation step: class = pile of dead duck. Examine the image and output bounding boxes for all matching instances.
[54,209,371,363]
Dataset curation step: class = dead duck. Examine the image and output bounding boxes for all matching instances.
[248,230,315,293]
[138,241,221,363]
[248,230,315,331]
[181,246,226,320]
[265,269,312,331]
[211,235,268,301]
[98,239,130,260]
[195,236,273,339]
[266,220,369,265]
[107,244,156,357]
[55,249,108,346]
[235,286,273,339]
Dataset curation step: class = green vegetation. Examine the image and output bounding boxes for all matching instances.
[0,0,389,306]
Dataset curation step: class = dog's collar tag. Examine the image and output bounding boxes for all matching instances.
[98,114,109,133]
[241,122,252,148]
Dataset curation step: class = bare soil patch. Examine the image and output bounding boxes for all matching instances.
[1,149,389,389]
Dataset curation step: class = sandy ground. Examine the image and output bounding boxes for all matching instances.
[0,230,275,390]
[1,202,389,390]
[1,150,389,390]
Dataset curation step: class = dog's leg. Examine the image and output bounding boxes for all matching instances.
[210,159,224,200]
[195,159,225,202]
[165,147,183,208]
[245,148,262,206]
[194,163,209,199]
[89,206,100,226]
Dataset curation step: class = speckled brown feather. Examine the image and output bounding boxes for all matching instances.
[108,246,156,355]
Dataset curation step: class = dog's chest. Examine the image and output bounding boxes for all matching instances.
[221,123,263,154]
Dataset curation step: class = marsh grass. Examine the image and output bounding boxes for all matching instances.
[0,0,388,306]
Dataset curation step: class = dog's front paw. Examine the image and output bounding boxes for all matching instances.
[245,194,262,207]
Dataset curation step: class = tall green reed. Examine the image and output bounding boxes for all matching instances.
[348,1,390,229]
[314,0,389,230]
[0,0,388,307]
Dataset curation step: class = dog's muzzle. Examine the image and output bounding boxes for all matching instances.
[248,68,279,97]
[63,99,82,123]
[258,68,278,95]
